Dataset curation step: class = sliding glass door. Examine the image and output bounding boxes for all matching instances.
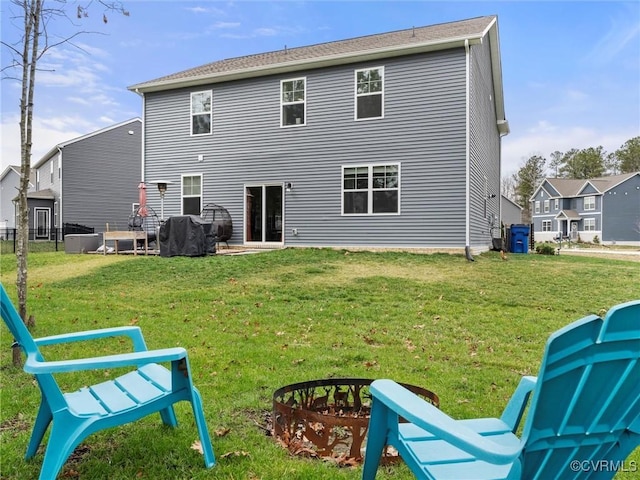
[245,185,283,244]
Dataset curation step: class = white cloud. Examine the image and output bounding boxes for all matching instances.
[587,10,640,65]
[212,21,241,29]
[0,114,108,171]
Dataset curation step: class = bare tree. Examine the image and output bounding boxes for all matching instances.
[1,0,128,366]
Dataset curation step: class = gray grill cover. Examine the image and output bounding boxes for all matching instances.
[159,215,216,257]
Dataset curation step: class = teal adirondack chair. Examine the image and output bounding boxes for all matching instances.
[362,300,640,480]
[0,284,215,480]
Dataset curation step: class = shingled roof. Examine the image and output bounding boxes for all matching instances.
[540,172,640,198]
[129,15,499,93]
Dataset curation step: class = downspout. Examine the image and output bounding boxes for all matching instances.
[137,89,146,182]
[57,146,63,233]
[464,38,474,261]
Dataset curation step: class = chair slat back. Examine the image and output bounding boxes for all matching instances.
[1,284,41,357]
[521,301,640,479]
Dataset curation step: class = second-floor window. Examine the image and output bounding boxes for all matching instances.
[281,78,305,126]
[191,91,212,135]
[343,163,399,215]
[544,200,550,213]
[355,67,384,120]
[554,199,559,210]
[584,196,595,211]
[534,201,540,214]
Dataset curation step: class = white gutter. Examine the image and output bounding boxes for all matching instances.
[464,38,472,259]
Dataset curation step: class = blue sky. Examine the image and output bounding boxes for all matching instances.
[1,0,639,176]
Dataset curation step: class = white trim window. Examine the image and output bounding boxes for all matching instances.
[281,78,305,126]
[544,199,550,213]
[584,195,596,211]
[583,218,596,231]
[181,174,202,215]
[542,220,552,232]
[342,163,399,215]
[534,201,540,214]
[34,207,50,239]
[554,199,559,210]
[191,91,212,135]
[355,67,384,120]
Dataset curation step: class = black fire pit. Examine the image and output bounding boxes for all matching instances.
[273,378,438,462]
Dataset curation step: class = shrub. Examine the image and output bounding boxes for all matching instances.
[536,244,556,255]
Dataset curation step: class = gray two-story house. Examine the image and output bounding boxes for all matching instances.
[25,118,142,238]
[531,172,640,245]
[129,16,509,254]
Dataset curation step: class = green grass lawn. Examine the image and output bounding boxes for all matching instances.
[1,248,638,479]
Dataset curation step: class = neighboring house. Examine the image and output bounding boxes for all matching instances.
[1,166,35,237]
[129,16,509,253]
[530,172,640,245]
[501,195,523,227]
[21,118,142,239]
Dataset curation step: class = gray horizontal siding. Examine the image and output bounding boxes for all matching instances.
[602,175,640,242]
[62,121,142,232]
[144,49,473,248]
[469,35,501,248]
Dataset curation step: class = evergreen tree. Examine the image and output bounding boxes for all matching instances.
[615,137,640,173]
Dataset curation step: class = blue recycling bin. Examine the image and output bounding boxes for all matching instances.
[510,224,530,254]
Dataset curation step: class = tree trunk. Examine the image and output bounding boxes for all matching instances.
[13,0,43,367]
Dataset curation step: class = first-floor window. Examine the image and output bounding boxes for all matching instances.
[583,218,596,231]
[542,220,552,232]
[182,174,202,215]
[343,163,399,215]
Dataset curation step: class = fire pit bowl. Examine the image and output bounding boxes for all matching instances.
[273,378,438,462]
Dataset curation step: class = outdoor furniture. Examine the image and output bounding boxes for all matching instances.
[362,300,640,480]
[0,284,215,480]
[103,230,148,255]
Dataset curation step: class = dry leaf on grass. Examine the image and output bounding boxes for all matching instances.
[221,450,250,459]
[215,427,231,437]
[191,440,204,454]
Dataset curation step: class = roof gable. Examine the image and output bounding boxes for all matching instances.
[34,118,141,169]
[130,16,496,93]
[578,182,599,195]
[540,172,640,199]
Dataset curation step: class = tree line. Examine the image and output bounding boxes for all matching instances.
[503,136,640,222]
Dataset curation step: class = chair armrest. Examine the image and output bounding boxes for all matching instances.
[24,347,187,374]
[500,376,537,432]
[34,326,148,352]
[370,379,522,465]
